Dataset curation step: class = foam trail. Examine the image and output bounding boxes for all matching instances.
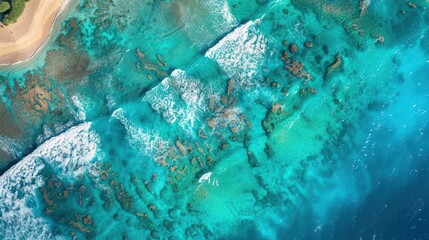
[0,136,23,160]
[112,108,171,161]
[181,0,238,48]
[143,69,206,131]
[0,123,99,240]
[205,20,267,88]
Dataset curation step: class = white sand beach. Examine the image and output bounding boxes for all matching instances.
[0,0,68,65]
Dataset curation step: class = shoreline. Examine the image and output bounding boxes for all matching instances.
[0,0,74,67]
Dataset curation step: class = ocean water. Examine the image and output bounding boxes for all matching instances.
[0,0,428,239]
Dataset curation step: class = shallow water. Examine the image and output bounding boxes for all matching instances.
[0,0,428,239]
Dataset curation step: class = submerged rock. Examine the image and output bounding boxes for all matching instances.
[247,151,258,167]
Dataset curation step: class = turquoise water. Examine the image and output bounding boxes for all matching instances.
[0,0,428,239]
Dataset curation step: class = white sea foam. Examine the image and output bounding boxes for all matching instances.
[112,108,171,161]
[39,123,99,177]
[0,157,58,240]
[143,70,207,131]
[220,2,236,26]
[0,136,23,159]
[205,20,267,88]
[181,0,238,48]
[71,95,87,121]
[0,123,99,239]
[35,121,77,146]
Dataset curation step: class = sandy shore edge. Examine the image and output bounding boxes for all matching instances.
[0,0,74,66]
